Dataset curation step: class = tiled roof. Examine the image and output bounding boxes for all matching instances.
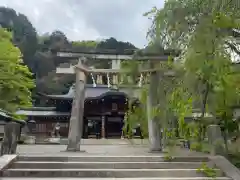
[20,107,56,111]
[0,109,26,124]
[0,109,11,119]
[41,84,140,100]
[15,110,70,117]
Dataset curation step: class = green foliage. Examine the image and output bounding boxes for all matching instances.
[197,163,217,178]
[145,0,240,51]
[97,37,136,51]
[0,28,34,112]
[190,142,203,152]
[163,153,174,161]
[228,153,240,168]
[143,0,240,158]
[188,122,200,140]
[164,128,178,156]
[72,40,98,48]
[123,86,149,138]
[0,7,38,71]
[168,85,194,138]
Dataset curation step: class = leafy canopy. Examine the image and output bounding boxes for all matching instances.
[0,28,34,112]
[144,0,240,142]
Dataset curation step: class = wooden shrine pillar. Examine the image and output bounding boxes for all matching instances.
[101,115,106,139]
[147,70,162,152]
[67,61,86,151]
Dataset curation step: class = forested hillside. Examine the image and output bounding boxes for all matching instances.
[0,7,137,94]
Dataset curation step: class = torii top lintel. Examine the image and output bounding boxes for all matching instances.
[56,49,178,76]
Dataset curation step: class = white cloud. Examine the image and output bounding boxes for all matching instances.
[0,0,164,47]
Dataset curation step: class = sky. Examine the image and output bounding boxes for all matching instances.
[0,0,164,48]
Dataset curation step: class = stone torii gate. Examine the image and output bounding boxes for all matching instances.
[56,50,174,152]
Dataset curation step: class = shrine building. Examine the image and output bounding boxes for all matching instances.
[15,84,140,139]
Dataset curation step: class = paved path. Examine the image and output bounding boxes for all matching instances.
[16,139,207,157]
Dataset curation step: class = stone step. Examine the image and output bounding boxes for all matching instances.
[3,168,223,178]
[17,155,209,162]
[0,178,233,180]
[11,161,213,169]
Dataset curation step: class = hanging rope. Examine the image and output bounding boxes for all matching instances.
[91,73,96,87]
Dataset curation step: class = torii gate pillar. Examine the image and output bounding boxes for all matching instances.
[147,70,162,152]
[66,60,86,152]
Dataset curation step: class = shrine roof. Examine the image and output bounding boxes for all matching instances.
[0,109,26,124]
[15,110,70,117]
[0,109,11,119]
[39,84,139,100]
[20,107,56,111]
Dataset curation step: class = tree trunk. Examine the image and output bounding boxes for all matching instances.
[67,66,86,151]
[147,71,162,152]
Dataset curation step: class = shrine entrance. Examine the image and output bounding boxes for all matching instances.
[83,91,135,139]
[105,116,124,138]
[83,116,124,139]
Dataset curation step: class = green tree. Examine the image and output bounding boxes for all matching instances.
[146,1,239,115]
[144,0,240,153]
[0,7,38,71]
[72,40,98,49]
[0,28,34,112]
[145,0,240,53]
[97,37,136,51]
[211,68,240,152]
